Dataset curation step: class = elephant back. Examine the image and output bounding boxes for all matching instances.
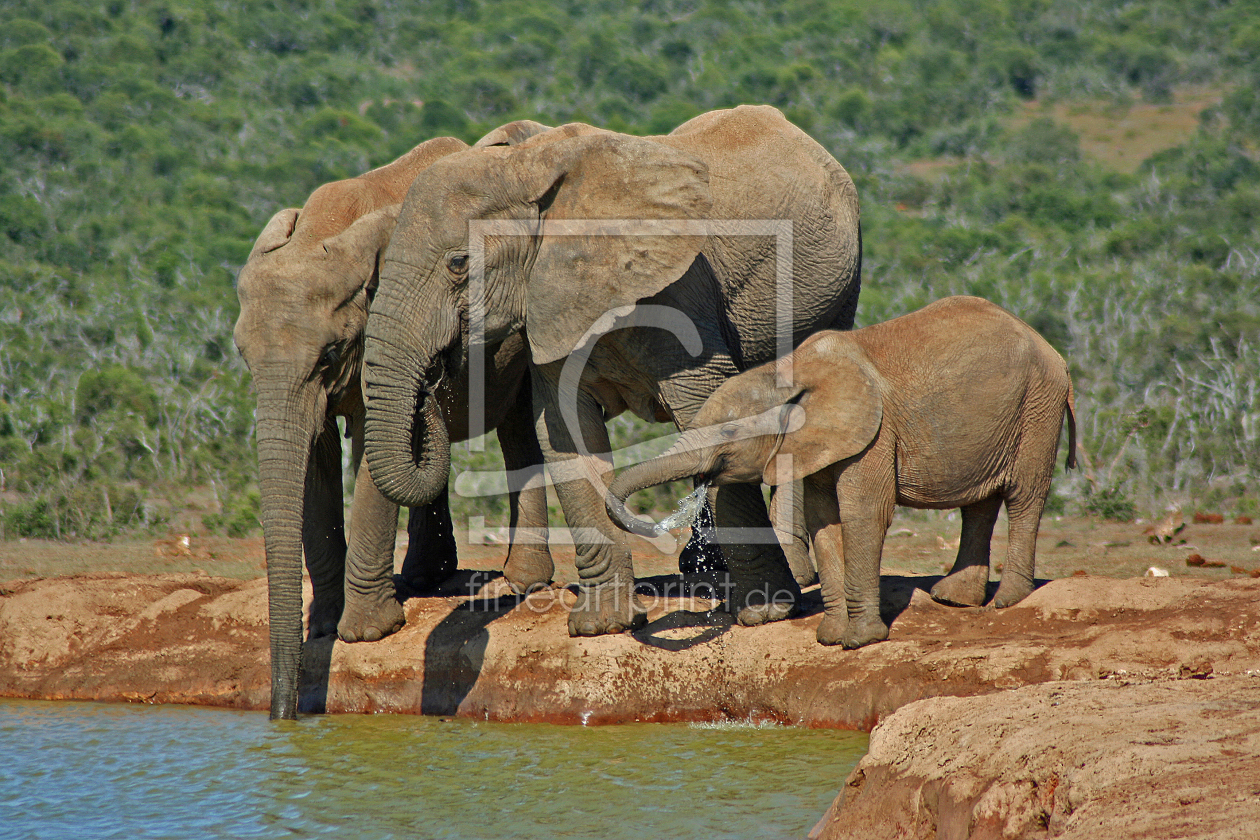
[656,105,862,368]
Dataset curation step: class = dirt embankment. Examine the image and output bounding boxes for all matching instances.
[2,514,1259,838]
[3,565,1259,723]
[812,677,1260,840]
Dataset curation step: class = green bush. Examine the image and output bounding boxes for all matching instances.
[75,366,159,427]
[1081,485,1139,522]
[202,489,260,537]
[0,0,1256,541]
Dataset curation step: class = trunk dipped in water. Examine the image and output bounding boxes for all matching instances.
[253,378,322,720]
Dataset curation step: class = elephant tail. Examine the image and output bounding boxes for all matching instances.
[1064,380,1078,471]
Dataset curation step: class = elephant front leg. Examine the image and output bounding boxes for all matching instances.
[496,378,555,592]
[338,455,407,643]
[535,371,645,636]
[835,467,893,648]
[771,480,816,586]
[303,417,348,639]
[835,516,890,648]
[712,483,801,626]
[930,495,1000,607]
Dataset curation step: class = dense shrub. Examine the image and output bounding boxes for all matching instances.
[0,0,1257,539]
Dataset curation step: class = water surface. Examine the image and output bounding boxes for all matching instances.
[1,699,865,840]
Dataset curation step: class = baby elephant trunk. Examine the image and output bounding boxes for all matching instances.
[606,449,710,537]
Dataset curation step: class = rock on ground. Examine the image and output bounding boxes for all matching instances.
[810,676,1260,840]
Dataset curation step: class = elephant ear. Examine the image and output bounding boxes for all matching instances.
[516,133,713,365]
[474,119,552,147]
[248,208,300,260]
[763,342,883,485]
[316,204,401,296]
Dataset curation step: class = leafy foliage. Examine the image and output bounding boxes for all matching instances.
[1,0,1257,538]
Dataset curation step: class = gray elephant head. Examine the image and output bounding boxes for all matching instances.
[232,135,466,720]
[361,126,712,509]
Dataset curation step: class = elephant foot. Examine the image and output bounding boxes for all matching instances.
[567,576,646,637]
[735,598,797,626]
[815,613,848,646]
[503,546,555,594]
[930,565,989,607]
[725,552,802,626]
[306,596,344,640]
[337,593,405,643]
[841,615,889,649]
[990,577,1034,609]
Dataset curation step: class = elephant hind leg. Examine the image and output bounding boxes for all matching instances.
[991,493,1046,608]
[399,486,458,592]
[930,495,1001,607]
[990,408,1060,609]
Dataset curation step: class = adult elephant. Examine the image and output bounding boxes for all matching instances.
[362,105,862,637]
[234,124,555,720]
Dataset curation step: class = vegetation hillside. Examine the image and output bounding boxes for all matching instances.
[1,0,1257,539]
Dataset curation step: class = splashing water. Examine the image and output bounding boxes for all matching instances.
[653,483,711,535]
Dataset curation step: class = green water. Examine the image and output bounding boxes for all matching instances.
[0,699,866,840]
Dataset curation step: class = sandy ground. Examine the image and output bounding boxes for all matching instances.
[2,510,1256,588]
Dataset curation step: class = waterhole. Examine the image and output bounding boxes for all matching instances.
[1,699,866,839]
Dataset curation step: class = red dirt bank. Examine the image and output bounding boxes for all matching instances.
[2,568,1258,838]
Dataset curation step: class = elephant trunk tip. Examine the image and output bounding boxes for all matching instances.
[605,490,661,539]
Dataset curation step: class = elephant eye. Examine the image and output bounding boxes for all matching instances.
[447,253,469,275]
[321,345,341,368]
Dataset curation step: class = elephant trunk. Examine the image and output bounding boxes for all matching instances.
[362,280,454,509]
[607,445,711,537]
[253,376,322,721]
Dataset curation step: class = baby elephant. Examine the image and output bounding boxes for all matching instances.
[607,296,1077,649]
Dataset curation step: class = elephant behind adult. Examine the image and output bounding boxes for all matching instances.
[234,124,555,720]
[362,105,861,639]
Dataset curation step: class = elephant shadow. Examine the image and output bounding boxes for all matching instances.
[420,570,731,708]
[298,633,336,715]
[298,570,518,715]
[417,569,526,716]
[628,572,1058,652]
[630,571,737,651]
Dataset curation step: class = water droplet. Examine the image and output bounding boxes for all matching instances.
[653,483,711,535]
